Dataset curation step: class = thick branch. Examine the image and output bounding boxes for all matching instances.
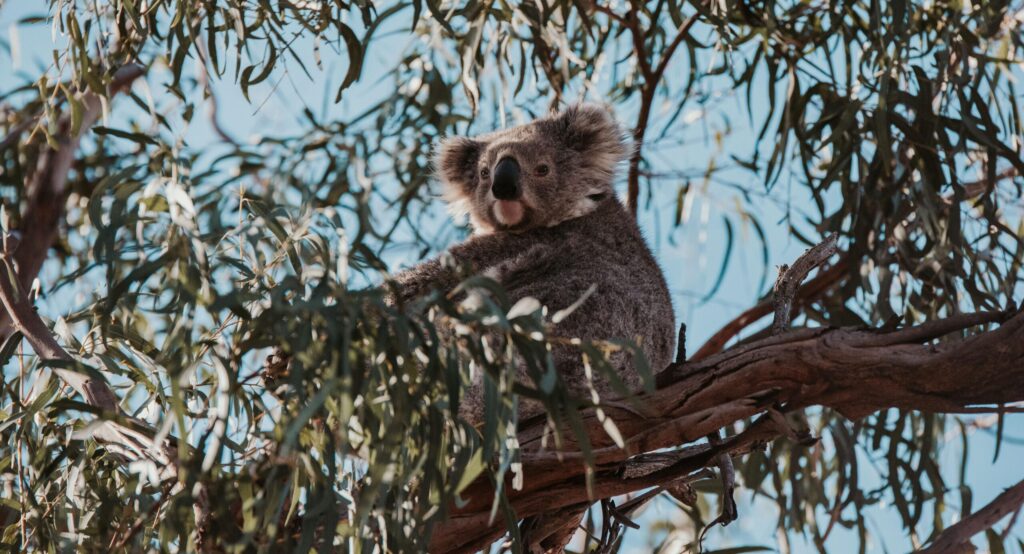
[430,306,1024,552]
[916,478,1024,554]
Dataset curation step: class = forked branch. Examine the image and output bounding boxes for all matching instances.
[0,63,144,342]
[0,232,212,542]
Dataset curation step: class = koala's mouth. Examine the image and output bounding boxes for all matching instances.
[492,199,530,229]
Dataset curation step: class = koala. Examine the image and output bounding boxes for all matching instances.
[392,104,675,425]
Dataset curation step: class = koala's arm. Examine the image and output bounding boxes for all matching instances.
[389,233,522,303]
[389,256,460,304]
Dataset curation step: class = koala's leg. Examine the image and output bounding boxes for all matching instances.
[512,347,593,426]
[457,334,542,428]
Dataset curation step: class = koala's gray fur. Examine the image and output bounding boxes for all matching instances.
[393,104,675,424]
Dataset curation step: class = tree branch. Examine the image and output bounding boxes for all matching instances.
[692,167,1018,361]
[0,63,144,343]
[2,234,114,406]
[609,4,698,216]
[589,2,627,24]
[430,305,1024,551]
[652,15,700,84]
[771,233,839,334]
[0,230,213,542]
[916,478,1024,554]
[624,2,653,81]
[1,236,172,465]
[691,254,851,360]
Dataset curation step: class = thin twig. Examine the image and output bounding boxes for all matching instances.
[916,478,1024,553]
[652,15,700,83]
[706,432,737,529]
[624,2,653,80]
[623,10,700,215]
[589,2,627,24]
[1000,505,1022,541]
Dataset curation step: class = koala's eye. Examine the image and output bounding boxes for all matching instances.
[535,164,550,176]
[480,167,490,179]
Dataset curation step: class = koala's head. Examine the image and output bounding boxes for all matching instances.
[435,104,629,234]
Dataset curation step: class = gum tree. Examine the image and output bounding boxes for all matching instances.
[1,0,1023,552]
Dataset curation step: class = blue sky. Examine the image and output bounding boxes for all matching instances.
[1,2,1022,552]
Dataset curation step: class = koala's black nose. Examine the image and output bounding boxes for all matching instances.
[491,157,521,200]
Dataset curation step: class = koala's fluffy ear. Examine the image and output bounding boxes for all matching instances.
[556,104,630,178]
[434,136,483,217]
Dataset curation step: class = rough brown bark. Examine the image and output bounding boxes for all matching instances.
[429,307,1024,552]
[770,234,839,334]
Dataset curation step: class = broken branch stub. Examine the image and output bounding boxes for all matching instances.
[772,234,840,335]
